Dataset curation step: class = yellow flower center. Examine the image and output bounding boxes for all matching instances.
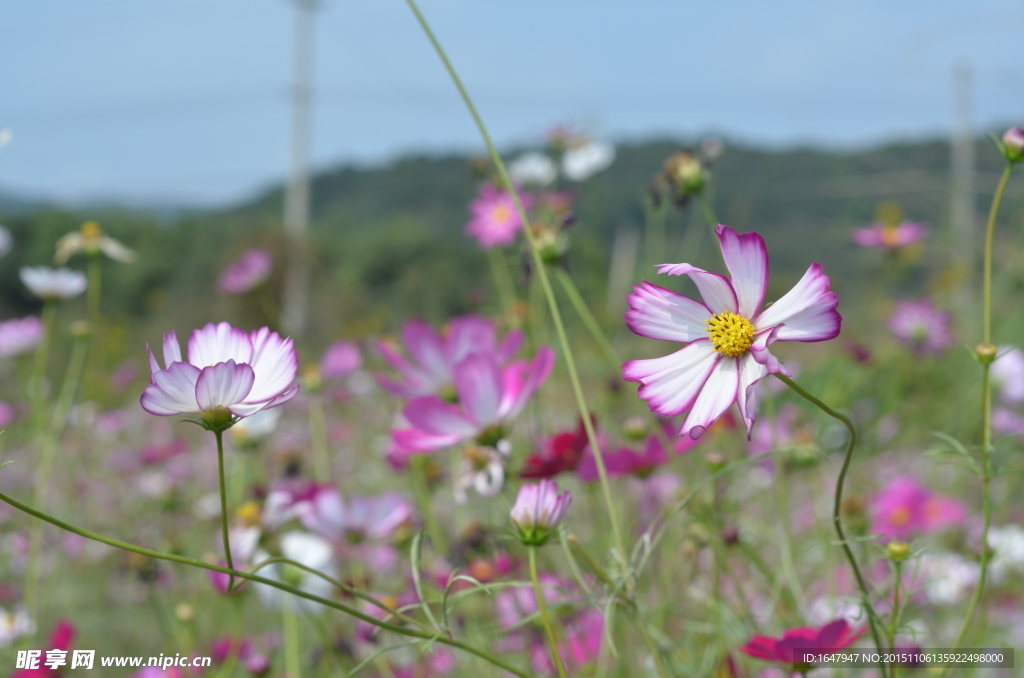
[81,220,103,240]
[881,225,900,248]
[889,507,911,527]
[705,312,755,357]
[490,204,512,223]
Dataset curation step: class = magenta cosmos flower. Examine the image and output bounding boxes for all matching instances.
[141,322,299,427]
[390,346,554,454]
[0,316,44,359]
[218,249,273,295]
[740,619,865,669]
[888,298,954,355]
[852,221,929,250]
[870,476,966,541]
[377,315,523,399]
[510,478,572,545]
[623,224,841,439]
[466,184,534,249]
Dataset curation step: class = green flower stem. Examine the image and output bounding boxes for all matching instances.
[404,0,627,570]
[283,596,302,678]
[529,546,568,678]
[29,301,57,415]
[889,560,902,678]
[644,197,668,267]
[552,267,620,371]
[629,605,672,678]
[87,255,102,328]
[774,373,888,678]
[309,393,330,482]
[698,195,718,235]
[486,245,517,314]
[214,430,235,591]
[945,162,1013,665]
[409,453,447,556]
[0,480,534,678]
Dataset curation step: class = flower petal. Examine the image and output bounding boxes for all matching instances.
[196,360,255,411]
[497,347,555,421]
[229,384,299,417]
[625,281,711,343]
[495,329,524,364]
[187,322,253,367]
[163,331,182,366]
[244,327,298,403]
[446,315,497,365]
[622,340,718,417]
[140,362,202,415]
[754,263,841,342]
[391,427,465,454]
[402,320,449,385]
[749,325,791,376]
[654,263,737,314]
[453,353,504,427]
[680,356,740,439]
[146,344,160,381]
[403,396,478,439]
[715,225,768,318]
[736,354,769,440]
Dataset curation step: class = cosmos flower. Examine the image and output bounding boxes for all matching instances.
[993,408,1024,438]
[0,316,44,359]
[510,479,572,545]
[0,607,34,647]
[870,476,967,541]
[376,315,523,400]
[20,266,87,301]
[852,221,929,250]
[577,424,697,481]
[622,224,841,439]
[296,486,413,544]
[988,524,1024,583]
[0,226,12,258]
[55,221,136,264]
[390,346,554,454]
[10,619,75,677]
[562,140,615,182]
[519,418,592,479]
[917,552,979,605]
[991,346,1024,405]
[740,619,865,668]
[888,298,954,355]
[141,322,299,427]
[218,249,273,295]
[253,531,336,613]
[1002,126,1024,163]
[508,152,557,187]
[320,340,362,380]
[466,184,534,249]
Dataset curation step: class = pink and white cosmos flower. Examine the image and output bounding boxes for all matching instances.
[390,346,554,454]
[466,184,534,249]
[377,315,523,400]
[852,221,929,250]
[623,224,841,440]
[141,322,299,424]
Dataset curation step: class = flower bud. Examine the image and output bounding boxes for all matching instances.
[622,416,649,442]
[664,151,707,199]
[704,452,726,472]
[174,602,195,622]
[976,342,998,364]
[300,364,322,393]
[887,540,910,562]
[510,479,572,546]
[1001,127,1024,164]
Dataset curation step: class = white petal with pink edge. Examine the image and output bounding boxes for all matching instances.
[622,339,718,417]
[625,281,711,343]
[453,353,504,427]
[402,320,449,384]
[391,427,466,454]
[497,346,554,421]
[403,396,478,439]
[230,384,299,417]
[187,322,253,367]
[196,360,255,411]
[244,327,298,403]
[680,355,740,439]
[654,263,738,314]
[715,225,769,318]
[736,354,769,440]
[140,362,202,415]
[749,325,791,376]
[753,263,841,342]
[163,331,182,366]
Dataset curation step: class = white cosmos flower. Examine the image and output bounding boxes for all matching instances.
[254,531,336,613]
[508,152,557,187]
[562,140,615,181]
[0,607,34,647]
[20,266,87,300]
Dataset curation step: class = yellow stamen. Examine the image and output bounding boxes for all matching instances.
[705,312,755,357]
[81,220,103,240]
[490,204,512,223]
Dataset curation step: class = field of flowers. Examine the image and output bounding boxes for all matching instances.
[2,6,1024,678]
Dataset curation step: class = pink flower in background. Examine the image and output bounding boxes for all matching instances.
[110,360,140,391]
[556,609,604,673]
[888,298,954,355]
[142,322,299,422]
[519,418,592,479]
[740,619,865,667]
[11,619,75,677]
[870,476,967,540]
[321,340,362,380]
[377,315,524,400]
[852,221,929,250]
[390,347,554,454]
[577,424,696,481]
[296,486,414,543]
[0,401,15,427]
[466,184,533,249]
[623,224,841,440]
[994,408,1024,437]
[0,316,44,358]
[218,249,272,295]
[992,346,1024,405]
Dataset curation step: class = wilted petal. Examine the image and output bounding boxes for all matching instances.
[754,263,841,342]
[188,322,253,367]
[680,356,740,439]
[625,281,711,343]
[715,225,769,318]
[196,361,255,411]
[141,362,202,415]
[622,340,718,417]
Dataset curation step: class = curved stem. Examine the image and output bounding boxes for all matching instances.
[403,0,626,568]
[214,430,235,591]
[529,546,568,678]
[773,373,888,678]
[945,163,1013,663]
[0,483,533,678]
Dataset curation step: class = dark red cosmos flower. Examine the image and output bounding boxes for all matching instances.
[12,620,76,677]
[740,619,865,670]
[519,417,592,479]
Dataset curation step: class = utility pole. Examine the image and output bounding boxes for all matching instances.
[950,63,974,320]
[281,0,316,339]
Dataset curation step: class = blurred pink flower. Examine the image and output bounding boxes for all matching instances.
[992,346,1024,405]
[11,619,75,677]
[142,322,299,421]
[519,418,592,479]
[390,346,554,455]
[321,340,361,380]
[466,184,533,249]
[577,423,696,481]
[623,225,841,440]
[0,401,15,427]
[740,619,865,668]
[377,315,523,400]
[852,221,929,250]
[218,249,272,295]
[993,409,1024,437]
[888,299,954,355]
[870,476,967,541]
[0,316,43,358]
[110,360,140,391]
[296,486,414,544]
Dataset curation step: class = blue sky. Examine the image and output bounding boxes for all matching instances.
[0,0,1021,205]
